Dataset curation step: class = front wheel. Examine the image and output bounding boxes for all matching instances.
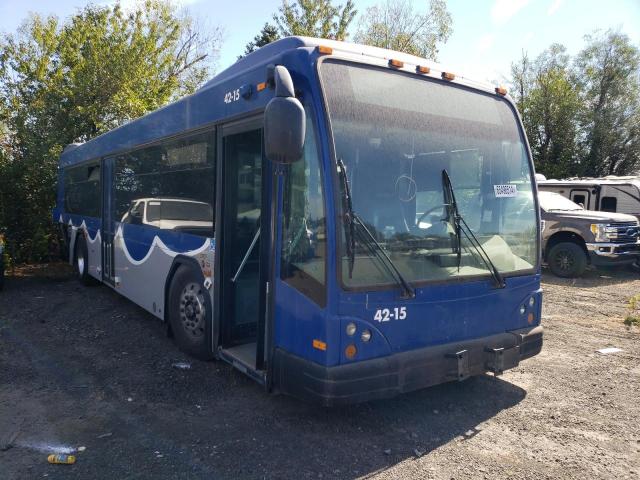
[167,266,214,360]
[548,242,587,278]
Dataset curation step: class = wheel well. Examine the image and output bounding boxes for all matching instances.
[545,231,589,262]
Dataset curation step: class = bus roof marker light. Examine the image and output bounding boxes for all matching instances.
[256,82,267,92]
[312,339,327,351]
[441,71,455,81]
[317,45,333,55]
[495,86,508,96]
[416,65,430,74]
[388,59,404,68]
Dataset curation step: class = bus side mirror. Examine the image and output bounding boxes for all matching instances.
[264,66,305,164]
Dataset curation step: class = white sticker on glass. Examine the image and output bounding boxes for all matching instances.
[494,184,518,198]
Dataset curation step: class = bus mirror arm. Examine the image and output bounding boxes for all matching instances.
[264,65,306,164]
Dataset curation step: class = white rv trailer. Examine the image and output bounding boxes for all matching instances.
[537,176,640,220]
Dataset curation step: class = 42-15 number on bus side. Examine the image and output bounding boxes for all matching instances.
[374,307,407,322]
[224,89,240,104]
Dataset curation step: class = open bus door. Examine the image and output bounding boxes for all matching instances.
[216,118,273,382]
[101,156,116,286]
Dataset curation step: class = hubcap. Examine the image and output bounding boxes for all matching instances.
[77,250,85,276]
[555,250,574,272]
[179,282,206,339]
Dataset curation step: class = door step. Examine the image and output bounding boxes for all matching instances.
[219,343,265,384]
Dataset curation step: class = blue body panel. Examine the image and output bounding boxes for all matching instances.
[55,36,542,374]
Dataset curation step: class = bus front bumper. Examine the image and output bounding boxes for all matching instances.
[272,325,543,406]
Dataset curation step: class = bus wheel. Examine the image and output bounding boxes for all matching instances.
[168,266,213,360]
[548,242,587,278]
[75,235,96,286]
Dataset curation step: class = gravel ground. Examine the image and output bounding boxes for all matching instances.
[0,263,638,480]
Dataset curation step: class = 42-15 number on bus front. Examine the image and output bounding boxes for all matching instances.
[374,307,407,322]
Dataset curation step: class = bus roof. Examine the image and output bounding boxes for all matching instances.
[59,36,502,169]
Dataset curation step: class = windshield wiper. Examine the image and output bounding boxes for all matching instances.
[337,158,415,299]
[441,169,506,289]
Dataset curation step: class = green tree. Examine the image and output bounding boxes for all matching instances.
[0,1,222,263]
[354,0,452,60]
[275,0,357,40]
[242,22,280,57]
[574,29,640,176]
[509,45,582,178]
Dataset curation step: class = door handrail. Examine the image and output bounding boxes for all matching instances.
[231,227,260,283]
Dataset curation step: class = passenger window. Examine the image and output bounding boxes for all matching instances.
[281,112,326,306]
[114,130,216,237]
[64,161,101,217]
[601,196,617,212]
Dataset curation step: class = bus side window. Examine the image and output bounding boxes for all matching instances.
[64,161,101,217]
[280,112,326,307]
[601,196,617,212]
[114,131,216,238]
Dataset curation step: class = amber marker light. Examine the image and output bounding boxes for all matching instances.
[345,344,357,359]
[441,71,455,81]
[317,45,333,55]
[388,59,404,68]
[527,313,535,324]
[416,65,430,74]
[256,82,267,92]
[495,86,508,96]
[313,339,327,351]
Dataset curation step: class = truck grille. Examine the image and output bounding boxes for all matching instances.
[606,222,640,243]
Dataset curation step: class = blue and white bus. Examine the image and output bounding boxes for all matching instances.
[54,37,543,405]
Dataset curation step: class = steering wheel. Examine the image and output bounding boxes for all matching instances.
[416,205,445,227]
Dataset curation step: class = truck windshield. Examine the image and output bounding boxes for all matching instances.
[538,191,584,211]
[320,60,538,289]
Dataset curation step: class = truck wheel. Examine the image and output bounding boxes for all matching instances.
[75,235,96,286]
[548,242,587,278]
[167,265,213,360]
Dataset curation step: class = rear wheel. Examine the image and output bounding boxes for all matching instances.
[548,242,587,278]
[168,266,213,360]
[75,235,96,286]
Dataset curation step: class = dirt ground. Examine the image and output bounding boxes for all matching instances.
[0,263,638,480]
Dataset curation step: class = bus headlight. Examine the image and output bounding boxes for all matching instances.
[346,322,356,336]
[519,304,526,315]
[529,297,535,307]
[361,329,372,342]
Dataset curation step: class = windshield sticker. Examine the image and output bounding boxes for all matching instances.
[494,184,518,198]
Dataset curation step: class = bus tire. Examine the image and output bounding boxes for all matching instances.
[548,242,587,278]
[74,235,96,286]
[167,266,214,360]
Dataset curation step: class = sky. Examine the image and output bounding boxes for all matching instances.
[0,0,639,84]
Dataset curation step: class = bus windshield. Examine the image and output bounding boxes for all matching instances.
[320,60,538,289]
